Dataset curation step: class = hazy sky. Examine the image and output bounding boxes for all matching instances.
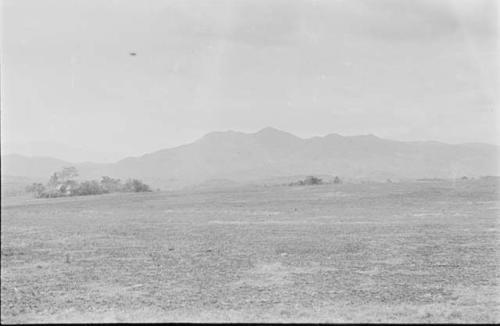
[1,0,499,161]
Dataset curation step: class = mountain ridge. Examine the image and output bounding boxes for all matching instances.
[2,127,499,189]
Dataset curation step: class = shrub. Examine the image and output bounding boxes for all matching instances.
[38,188,66,198]
[304,176,323,185]
[74,180,105,196]
[124,179,152,192]
[25,183,46,198]
[289,176,323,186]
[100,176,122,193]
[60,180,80,195]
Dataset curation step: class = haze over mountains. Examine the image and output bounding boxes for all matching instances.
[2,127,499,189]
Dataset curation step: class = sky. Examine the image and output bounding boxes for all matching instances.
[1,0,499,162]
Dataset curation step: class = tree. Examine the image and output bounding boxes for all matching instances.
[58,166,79,182]
[333,176,342,184]
[44,167,80,195]
[47,173,60,188]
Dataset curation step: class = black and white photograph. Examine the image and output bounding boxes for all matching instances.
[1,0,499,323]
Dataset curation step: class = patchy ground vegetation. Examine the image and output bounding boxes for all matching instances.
[2,178,498,323]
[25,167,152,198]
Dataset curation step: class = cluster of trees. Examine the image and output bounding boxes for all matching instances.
[26,167,152,198]
[289,175,342,186]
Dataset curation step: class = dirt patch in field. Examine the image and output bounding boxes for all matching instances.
[412,212,444,217]
[232,262,292,288]
[209,220,307,225]
[231,261,339,289]
[9,299,499,324]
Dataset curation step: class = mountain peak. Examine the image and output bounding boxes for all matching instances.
[252,127,302,149]
[254,127,299,138]
[351,134,379,140]
[198,130,244,141]
[256,126,282,134]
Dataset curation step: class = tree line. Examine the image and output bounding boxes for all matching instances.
[26,167,152,198]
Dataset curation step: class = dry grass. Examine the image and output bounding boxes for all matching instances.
[1,179,499,323]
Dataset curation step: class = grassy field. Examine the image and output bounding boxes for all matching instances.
[1,179,499,323]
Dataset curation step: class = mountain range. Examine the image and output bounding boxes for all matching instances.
[2,127,498,189]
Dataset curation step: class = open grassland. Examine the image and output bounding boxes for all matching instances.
[1,179,499,323]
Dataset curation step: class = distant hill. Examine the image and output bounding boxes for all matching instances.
[1,175,43,198]
[2,154,71,179]
[1,141,125,163]
[2,127,499,189]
